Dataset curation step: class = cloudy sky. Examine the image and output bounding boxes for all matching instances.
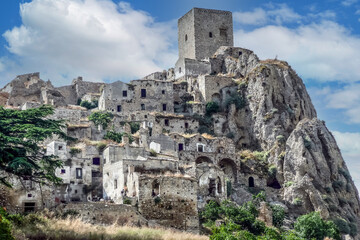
[1,0,360,189]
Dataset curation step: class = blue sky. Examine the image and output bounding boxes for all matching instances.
[0,0,360,189]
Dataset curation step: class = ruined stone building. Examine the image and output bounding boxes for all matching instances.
[1,7,360,237]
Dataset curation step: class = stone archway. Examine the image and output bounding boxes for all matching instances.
[218,158,237,183]
[249,177,255,187]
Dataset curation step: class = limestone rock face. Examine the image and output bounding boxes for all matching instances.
[283,118,360,221]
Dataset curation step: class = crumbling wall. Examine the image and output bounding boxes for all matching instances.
[138,175,199,233]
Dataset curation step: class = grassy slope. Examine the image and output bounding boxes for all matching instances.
[13,216,208,240]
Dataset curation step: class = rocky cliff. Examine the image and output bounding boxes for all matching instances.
[214,46,360,236]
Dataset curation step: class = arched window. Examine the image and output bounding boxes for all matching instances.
[185,34,188,41]
[209,32,213,38]
[249,177,255,188]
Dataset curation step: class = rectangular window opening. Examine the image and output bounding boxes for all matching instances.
[141,89,146,98]
[93,158,100,165]
[122,90,127,97]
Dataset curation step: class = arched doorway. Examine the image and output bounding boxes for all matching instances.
[218,159,237,183]
[248,177,255,188]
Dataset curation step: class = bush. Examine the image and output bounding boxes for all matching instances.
[62,209,80,219]
[206,101,220,116]
[333,218,350,235]
[69,147,82,156]
[303,136,312,149]
[349,222,358,237]
[89,112,113,129]
[0,216,14,240]
[332,180,344,191]
[123,198,132,205]
[201,200,220,222]
[293,198,303,206]
[271,205,285,228]
[154,196,161,204]
[338,168,351,181]
[225,92,246,110]
[80,100,98,109]
[129,122,140,134]
[104,131,123,143]
[276,135,285,142]
[294,212,340,240]
[97,142,107,152]
[268,165,277,177]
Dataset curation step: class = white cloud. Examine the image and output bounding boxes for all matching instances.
[342,0,358,6]
[235,21,360,82]
[1,0,177,86]
[324,84,360,123]
[333,131,360,186]
[234,4,301,26]
[233,8,267,25]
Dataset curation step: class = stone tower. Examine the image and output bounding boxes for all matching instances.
[175,8,234,78]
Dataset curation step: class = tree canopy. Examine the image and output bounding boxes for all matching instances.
[0,105,71,187]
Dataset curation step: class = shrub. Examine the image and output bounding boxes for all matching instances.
[104,131,123,143]
[338,168,351,181]
[97,142,107,152]
[303,136,312,149]
[129,122,140,134]
[268,165,277,177]
[332,180,344,191]
[276,135,285,142]
[293,198,303,206]
[80,100,98,109]
[206,101,220,116]
[69,147,82,156]
[225,92,246,110]
[324,187,332,194]
[349,222,358,237]
[123,198,132,205]
[338,197,347,207]
[89,111,113,129]
[149,149,158,157]
[0,216,14,240]
[62,209,80,219]
[333,218,350,235]
[154,196,161,204]
[271,205,285,228]
[278,151,286,160]
[294,212,341,240]
[253,151,269,162]
[346,183,352,192]
[285,181,294,187]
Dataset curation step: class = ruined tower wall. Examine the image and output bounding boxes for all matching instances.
[178,8,233,61]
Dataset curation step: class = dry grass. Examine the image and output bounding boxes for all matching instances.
[17,217,208,240]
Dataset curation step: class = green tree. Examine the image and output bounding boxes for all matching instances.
[88,111,113,129]
[0,105,70,186]
[294,212,340,240]
[206,101,220,116]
